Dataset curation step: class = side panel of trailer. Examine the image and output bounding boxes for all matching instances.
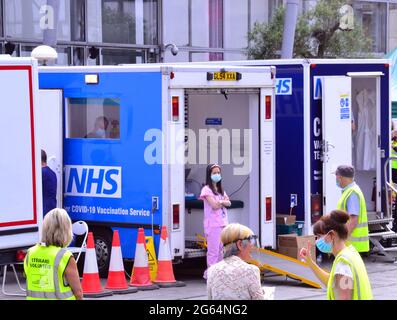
[39,71,164,259]
[310,63,390,216]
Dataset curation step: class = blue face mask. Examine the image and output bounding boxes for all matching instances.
[315,234,333,253]
[96,129,106,138]
[336,179,341,188]
[211,173,222,183]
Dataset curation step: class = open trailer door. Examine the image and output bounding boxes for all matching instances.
[0,58,42,253]
[37,89,63,208]
[166,65,276,256]
[322,76,352,214]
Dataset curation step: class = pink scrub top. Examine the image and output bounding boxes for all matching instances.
[200,185,229,229]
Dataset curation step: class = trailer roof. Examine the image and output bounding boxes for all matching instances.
[39,64,275,74]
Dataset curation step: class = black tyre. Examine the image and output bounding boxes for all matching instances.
[92,227,113,278]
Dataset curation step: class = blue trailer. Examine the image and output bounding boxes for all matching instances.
[203,59,392,236]
[36,65,277,275]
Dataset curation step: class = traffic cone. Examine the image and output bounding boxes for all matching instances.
[81,232,112,298]
[105,230,138,294]
[154,226,185,288]
[129,228,159,291]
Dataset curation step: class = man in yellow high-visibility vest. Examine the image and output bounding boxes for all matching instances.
[335,165,369,253]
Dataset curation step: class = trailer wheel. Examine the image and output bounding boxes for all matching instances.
[92,227,112,278]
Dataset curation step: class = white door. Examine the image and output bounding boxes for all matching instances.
[37,89,63,207]
[166,89,185,258]
[260,89,276,248]
[322,76,352,214]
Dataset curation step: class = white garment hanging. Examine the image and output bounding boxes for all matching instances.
[355,89,376,171]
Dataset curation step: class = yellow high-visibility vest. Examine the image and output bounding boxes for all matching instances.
[327,246,373,300]
[24,244,76,300]
[337,184,369,253]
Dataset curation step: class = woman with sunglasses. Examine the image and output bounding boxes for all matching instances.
[300,210,373,300]
[200,164,231,279]
[207,223,264,300]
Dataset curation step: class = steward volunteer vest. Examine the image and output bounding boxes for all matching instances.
[337,183,369,253]
[24,244,75,300]
[327,246,373,300]
[391,141,397,170]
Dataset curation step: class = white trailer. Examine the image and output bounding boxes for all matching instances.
[0,57,42,265]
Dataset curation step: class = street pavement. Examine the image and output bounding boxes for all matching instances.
[1,256,397,300]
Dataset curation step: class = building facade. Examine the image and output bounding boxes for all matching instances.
[0,0,396,65]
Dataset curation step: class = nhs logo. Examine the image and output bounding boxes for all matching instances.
[276,78,292,95]
[313,77,323,100]
[65,165,122,198]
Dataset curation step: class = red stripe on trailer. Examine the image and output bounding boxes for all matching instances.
[0,65,37,227]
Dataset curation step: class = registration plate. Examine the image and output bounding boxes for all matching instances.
[207,72,242,81]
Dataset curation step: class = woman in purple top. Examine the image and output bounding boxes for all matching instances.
[200,164,231,279]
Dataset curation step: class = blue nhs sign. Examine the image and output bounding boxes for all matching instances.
[275,78,292,95]
[65,165,122,198]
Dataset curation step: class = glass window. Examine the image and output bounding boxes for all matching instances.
[190,52,223,62]
[223,52,246,61]
[209,0,223,49]
[102,48,144,65]
[390,4,397,51]
[164,51,189,63]
[0,1,3,37]
[250,0,268,28]
[72,47,85,66]
[100,0,157,45]
[67,98,120,140]
[192,1,209,47]
[353,1,387,53]
[163,0,189,46]
[268,0,283,21]
[5,0,73,41]
[224,0,248,49]
[71,0,85,41]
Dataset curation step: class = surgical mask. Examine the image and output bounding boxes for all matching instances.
[315,235,333,254]
[211,173,222,183]
[96,129,106,138]
[336,179,341,188]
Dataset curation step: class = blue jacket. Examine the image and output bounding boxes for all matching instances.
[42,166,57,216]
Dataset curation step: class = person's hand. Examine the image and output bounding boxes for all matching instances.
[299,240,313,263]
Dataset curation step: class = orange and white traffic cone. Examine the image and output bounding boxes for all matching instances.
[154,226,185,288]
[81,232,112,298]
[129,228,159,291]
[105,230,138,294]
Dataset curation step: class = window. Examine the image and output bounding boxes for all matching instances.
[5,0,73,41]
[353,1,387,53]
[209,0,223,49]
[102,48,144,65]
[67,98,120,140]
[390,4,397,51]
[191,1,209,47]
[250,0,268,28]
[100,0,158,45]
[163,0,189,46]
[224,0,248,49]
[71,0,85,41]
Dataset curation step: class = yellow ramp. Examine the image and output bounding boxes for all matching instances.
[250,247,323,289]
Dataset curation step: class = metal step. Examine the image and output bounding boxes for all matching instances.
[184,248,206,259]
[374,246,397,252]
[381,233,397,240]
[368,218,394,225]
[369,231,396,237]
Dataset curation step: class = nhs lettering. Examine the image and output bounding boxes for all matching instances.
[65,165,122,198]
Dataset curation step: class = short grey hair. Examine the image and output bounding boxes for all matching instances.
[223,239,250,258]
[41,208,73,248]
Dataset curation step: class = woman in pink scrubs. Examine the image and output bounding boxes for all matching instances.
[200,164,231,279]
